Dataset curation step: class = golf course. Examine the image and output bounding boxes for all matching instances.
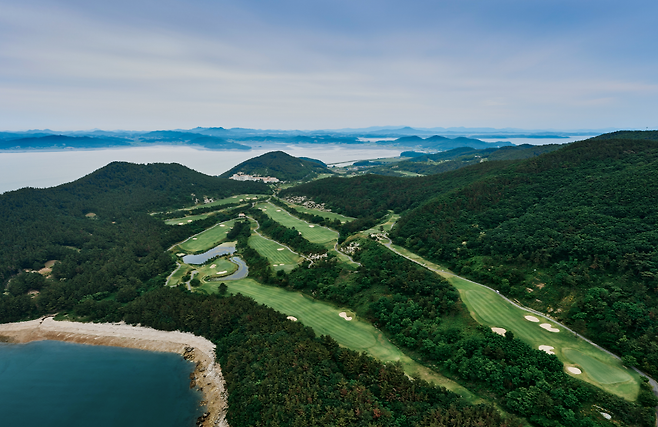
[199,276,481,402]
[383,241,642,401]
[255,201,338,247]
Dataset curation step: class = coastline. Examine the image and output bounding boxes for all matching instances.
[0,317,228,427]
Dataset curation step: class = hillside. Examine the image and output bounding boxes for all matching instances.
[0,161,269,285]
[389,131,658,377]
[219,150,331,181]
[391,135,514,150]
[366,144,563,176]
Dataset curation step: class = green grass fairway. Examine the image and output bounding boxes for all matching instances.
[281,201,355,224]
[363,212,400,235]
[249,234,302,272]
[177,220,238,253]
[255,202,338,247]
[199,277,480,402]
[384,242,641,401]
[165,212,212,225]
[186,194,266,211]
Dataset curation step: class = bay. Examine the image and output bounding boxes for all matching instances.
[0,144,402,194]
[0,340,203,427]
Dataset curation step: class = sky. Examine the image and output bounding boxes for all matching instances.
[1,0,656,131]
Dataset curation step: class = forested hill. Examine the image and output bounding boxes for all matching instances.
[279,158,511,217]
[366,144,563,177]
[219,151,330,181]
[0,161,269,284]
[390,131,658,377]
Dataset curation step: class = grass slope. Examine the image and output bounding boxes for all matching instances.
[248,233,302,272]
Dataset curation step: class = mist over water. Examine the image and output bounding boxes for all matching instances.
[0,341,203,427]
[0,145,402,194]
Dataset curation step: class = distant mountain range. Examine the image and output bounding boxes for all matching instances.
[0,125,610,152]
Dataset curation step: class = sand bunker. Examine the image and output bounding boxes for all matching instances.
[210,264,216,269]
[192,237,198,240]
[524,315,540,322]
[309,225,315,228]
[286,316,297,321]
[567,367,582,374]
[178,223,184,225]
[220,224,225,227]
[216,270,227,275]
[276,209,281,212]
[187,220,192,223]
[538,345,555,355]
[540,323,560,333]
[176,253,185,257]
[600,412,611,420]
[277,248,284,251]
[491,327,506,336]
[339,312,353,321]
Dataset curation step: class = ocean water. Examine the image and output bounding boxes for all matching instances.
[0,340,203,427]
[0,145,403,194]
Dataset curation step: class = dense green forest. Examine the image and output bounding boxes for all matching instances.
[220,151,330,181]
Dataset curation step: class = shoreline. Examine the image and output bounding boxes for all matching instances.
[0,317,229,427]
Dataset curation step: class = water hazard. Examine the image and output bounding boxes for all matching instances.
[183,245,236,265]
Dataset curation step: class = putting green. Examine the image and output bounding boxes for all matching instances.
[196,258,239,280]
[249,234,302,272]
[199,277,480,402]
[383,242,641,401]
[255,202,337,247]
[177,220,238,253]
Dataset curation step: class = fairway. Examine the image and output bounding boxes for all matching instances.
[249,233,302,272]
[384,242,641,401]
[166,263,193,287]
[279,200,355,224]
[199,277,479,401]
[177,219,238,253]
[165,212,212,225]
[255,202,337,246]
[186,194,266,211]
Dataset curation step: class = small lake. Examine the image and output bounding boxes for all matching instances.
[0,340,203,427]
[182,244,236,265]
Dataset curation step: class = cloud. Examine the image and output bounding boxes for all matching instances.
[0,0,656,130]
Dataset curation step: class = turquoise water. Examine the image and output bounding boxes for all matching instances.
[0,340,203,427]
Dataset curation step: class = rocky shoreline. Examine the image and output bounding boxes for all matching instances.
[0,317,229,427]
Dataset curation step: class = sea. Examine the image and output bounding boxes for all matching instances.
[0,144,403,194]
[0,340,203,427]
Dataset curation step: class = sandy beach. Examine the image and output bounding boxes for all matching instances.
[0,317,229,427]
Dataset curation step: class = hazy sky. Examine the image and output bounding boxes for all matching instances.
[1,0,656,131]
